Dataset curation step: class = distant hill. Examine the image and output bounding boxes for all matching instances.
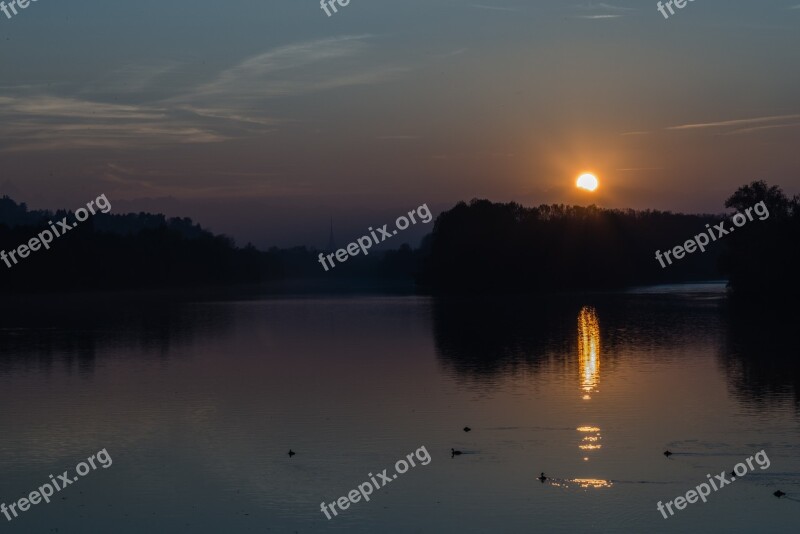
[0,196,421,292]
[0,196,281,292]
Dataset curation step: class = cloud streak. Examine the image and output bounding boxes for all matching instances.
[174,35,404,105]
[572,2,634,18]
[471,4,521,12]
[726,121,800,135]
[0,96,230,152]
[667,113,800,131]
[0,35,406,152]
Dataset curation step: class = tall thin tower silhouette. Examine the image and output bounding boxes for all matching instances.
[327,217,335,252]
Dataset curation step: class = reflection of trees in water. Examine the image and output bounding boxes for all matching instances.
[432,296,619,385]
[432,296,568,382]
[434,291,800,410]
[0,292,234,375]
[433,293,724,385]
[718,306,800,409]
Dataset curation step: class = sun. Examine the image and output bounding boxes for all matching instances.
[576,173,599,192]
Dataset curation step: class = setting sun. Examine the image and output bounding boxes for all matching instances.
[577,173,599,192]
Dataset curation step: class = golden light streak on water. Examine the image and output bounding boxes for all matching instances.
[578,306,600,399]
[547,478,614,489]
[576,307,603,460]
[573,478,613,489]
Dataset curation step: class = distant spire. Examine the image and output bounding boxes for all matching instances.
[327,216,335,251]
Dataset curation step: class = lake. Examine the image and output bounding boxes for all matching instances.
[0,283,797,533]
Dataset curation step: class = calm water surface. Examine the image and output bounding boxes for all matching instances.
[0,284,798,533]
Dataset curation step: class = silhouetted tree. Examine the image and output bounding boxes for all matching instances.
[721,181,800,305]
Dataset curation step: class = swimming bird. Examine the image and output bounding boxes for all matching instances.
[451,448,462,457]
[774,490,786,498]
[537,472,547,483]
[288,449,296,457]
[463,427,471,432]
[663,450,673,458]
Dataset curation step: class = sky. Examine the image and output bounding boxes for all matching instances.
[1,0,799,248]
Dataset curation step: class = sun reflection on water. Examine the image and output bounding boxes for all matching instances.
[577,307,603,461]
[547,478,614,489]
[578,306,600,399]
[577,425,603,452]
[573,478,613,489]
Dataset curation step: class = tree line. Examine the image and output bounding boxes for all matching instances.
[0,181,796,297]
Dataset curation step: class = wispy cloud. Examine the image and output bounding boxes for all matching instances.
[178,107,281,127]
[573,2,634,12]
[667,113,800,131]
[432,48,468,60]
[175,35,405,105]
[0,96,165,121]
[0,96,230,152]
[99,163,303,198]
[0,35,407,152]
[471,4,521,12]
[81,61,182,95]
[621,113,800,137]
[726,121,800,135]
[572,2,633,18]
